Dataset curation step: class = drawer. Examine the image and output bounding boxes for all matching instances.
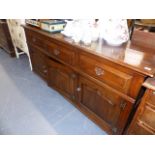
[46,42,76,65]
[129,121,154,135]
[25,29,76,66]
[26,32,47,50]
[79,53,133,93]
[147,90,155,106]
[139,103,155,130]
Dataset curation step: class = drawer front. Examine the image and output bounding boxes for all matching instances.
[139,103,155,130]
[129,121,154,135]
[127,89,155,135]
[147,90,155,106]
[46,42,76,65]
[26,31,47,50]
[79,54,133,93]
[25,29,76,65]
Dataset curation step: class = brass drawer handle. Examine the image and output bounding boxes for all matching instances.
[43,69,48,73]
[120,101,126,110]
[54,49,60,56]
[95,67,104,76]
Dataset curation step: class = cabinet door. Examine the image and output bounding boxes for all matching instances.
[78,77,130,134]
[0,21,15,56]
[48,59,78,102]
[29,45,48,80]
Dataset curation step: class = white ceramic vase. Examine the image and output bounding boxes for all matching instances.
[99,19,129,46]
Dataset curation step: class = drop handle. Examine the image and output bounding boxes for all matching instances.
[43,69,48,73]
[95,67,104,76]
[120,101,126,110]
[54,49,60,56]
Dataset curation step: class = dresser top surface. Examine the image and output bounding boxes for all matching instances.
[24,25,155,77]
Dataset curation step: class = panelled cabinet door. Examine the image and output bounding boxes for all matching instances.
[78,77,128,134]
[29,45,48,80]
[48,59,78,102]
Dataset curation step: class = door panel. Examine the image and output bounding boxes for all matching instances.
[48,59,77,102]
[29,45,48,80]
[78,77,126,130]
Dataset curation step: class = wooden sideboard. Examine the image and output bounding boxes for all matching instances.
[23,25,155,134]
[127,78,155,134]
[0,20,15,57]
